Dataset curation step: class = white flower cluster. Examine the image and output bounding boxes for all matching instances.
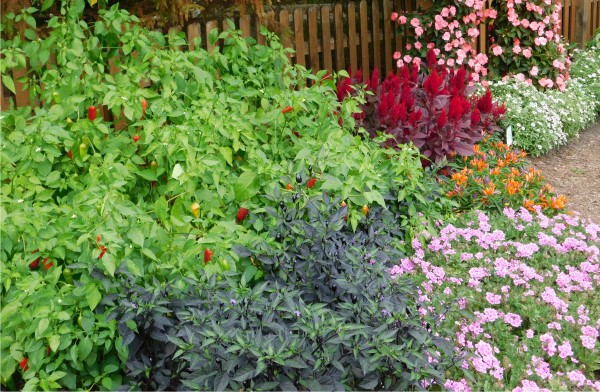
[489,79,566,156]
[486,46,600,157]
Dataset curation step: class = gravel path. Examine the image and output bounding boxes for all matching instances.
[526,117,600,224]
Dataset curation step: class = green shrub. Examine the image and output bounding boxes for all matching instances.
[1,2,455,389]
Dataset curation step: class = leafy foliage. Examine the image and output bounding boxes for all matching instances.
[109,190,460,390]
[0,1,456,389]
[338,57,506,165]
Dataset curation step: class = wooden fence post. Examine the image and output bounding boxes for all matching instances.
[574,0,592,45]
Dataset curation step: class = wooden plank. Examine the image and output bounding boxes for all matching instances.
[12,68,30,108]
[279,10,293,61]
[187,23,201,51]
[206,20,218,51]
[294,8,306,67]
[360,1,370,77]
[348,2,358,73]
[394,0,403,54]
[321,6,333,72]
[257,15,266,45]
[575,0,592,44]
[479,22,486,54]
[0,76,9,111]
[372,0,381,74]
[592,0,597,35]
[570,0,577,43]
[308,7,320,72]
[240,14,251,38]
[383,0,393,74]
[334,3,345,70]
[584,0,592,42]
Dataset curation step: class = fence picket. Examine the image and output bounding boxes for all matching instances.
[321,6,333,71]
[294,8,306,67]
[187,23,201,50]
[308,7,320,72]
[240,14,251,38]
[360,1,370,77]
[383,0,393,74]
[334,4,345,71]
[348,2,358,73]
[206,21,218,51]
[372,0,382,73]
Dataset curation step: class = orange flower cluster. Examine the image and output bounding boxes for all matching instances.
[443,138,567,214]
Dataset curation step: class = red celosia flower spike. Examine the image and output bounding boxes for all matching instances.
[477,89,494,113]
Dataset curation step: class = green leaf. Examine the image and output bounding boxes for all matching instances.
[36,318,49,338]
[154,197,169,224]
[102,254,116,277]
[364,190,386,207]
[320,176,343,191]
[219,147,233,166]
[141,248,158,261]
[127,228,144,248]
[233,171,258,202]
[41,0,54,11]
[47,371,66,382]
[49,335,60,352]
[2,76,16,94]
[78,337,93,360]
[86,285,102,311]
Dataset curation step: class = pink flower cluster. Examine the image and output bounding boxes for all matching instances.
[392,0,570,90]
[391,207,600,390]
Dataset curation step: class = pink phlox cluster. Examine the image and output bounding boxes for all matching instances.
[540,287,569,313]
[539,333,557,356]
[580,325,598,350]
[531,355,552,379]
[504,312,523,327]
[512,379,551,392]
[471,340,503,380]
[444,378,471,392]
[557,340,573,359]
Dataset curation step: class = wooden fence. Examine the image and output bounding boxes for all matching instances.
[2,0,600,111]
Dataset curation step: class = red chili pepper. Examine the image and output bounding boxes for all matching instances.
[286,183,293,190]
[67,149,73,160]
[307,178,317,189]
[19,357,29,371]
[29,258,40,269]
[204,248,213,264]
[98,246,107,260]
[43,257,53,271]
[133,134,140,143]
[292,131,302,139]
[29,250,40,269]
[141,99,148,111]
[281,106,293,114]
[88,106,97,121]
[96,235,101,243]
[236,207,249,223]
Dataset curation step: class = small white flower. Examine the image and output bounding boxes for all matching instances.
[36,147,41,152]
[17,199,23,203]
[71,214,77,218]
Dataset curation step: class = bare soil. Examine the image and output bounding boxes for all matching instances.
[526,117,600,224]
